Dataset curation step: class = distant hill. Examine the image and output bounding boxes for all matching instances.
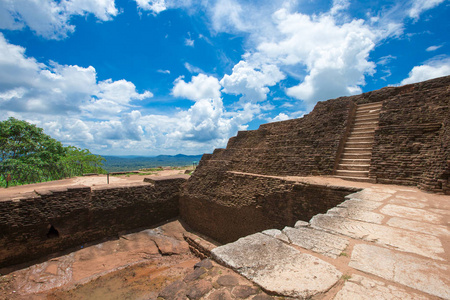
[100,154,203,172]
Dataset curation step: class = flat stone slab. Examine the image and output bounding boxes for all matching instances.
[261,229,290,243]
[310,214,444,260]
[387,217,450,237]
[211,233,342,298]
[346,189,392,202]
[334,274,429,300]
[349,244,450,299]
[326,206,384,224]
[282,227,349,258]
[380,204,444,224]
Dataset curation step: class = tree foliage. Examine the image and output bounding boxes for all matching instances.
[0,117,106,187]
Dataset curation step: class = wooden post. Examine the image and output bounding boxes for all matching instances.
[6,173,11,188]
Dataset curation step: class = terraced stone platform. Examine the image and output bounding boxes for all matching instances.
[211,176,450,299]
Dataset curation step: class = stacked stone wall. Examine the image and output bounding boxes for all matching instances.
[368,77,450,193]
[212,99,355,176]
[181,171,357,244]
[0,177,186,268]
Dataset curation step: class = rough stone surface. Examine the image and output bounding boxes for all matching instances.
[386,217,450,237]
[186,279,213,300]
[211,233,342,298]
[206,289,233,300]
[195,259,214,270]
[282,226,349,258]
[334,274,429,300]
[349,244,450,299]
[184,267,207,282]
[261,229,289,243]
[231,285,259,298]
[380,204,443,224]
[158,280,187,299]
[310,214,444,260]
[217,275,240,287]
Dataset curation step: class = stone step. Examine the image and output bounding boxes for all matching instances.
[341,153,372,160]
[353,120,379,127]
[340,158,371,164]
[356,109,381,117]
[357,102,383,110]
[347,136,374,142]
[334,175,376,183]
[335,170,369,177]
[354,115,380,123]
[337,164,370,171]
[347,134,375,140]
[349,128,375,134]
[342,148,373,154]
[344,142,373,149]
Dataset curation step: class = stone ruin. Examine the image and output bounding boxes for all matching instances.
[180,75,449,243]
[0,75,449,299]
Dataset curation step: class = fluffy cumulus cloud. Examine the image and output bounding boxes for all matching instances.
[172,74,221,101]
[220,61,285,102]
[218,5,378,108]
[135,0,167,14]
[0,33,152,145]
[0,33,151,117]
[0,33,259,155]
[0,0,118,39]
[400,57,450,85]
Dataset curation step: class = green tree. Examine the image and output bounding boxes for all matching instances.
[0,117,106,187]
[62,146,106,174]
[0,117,66,164]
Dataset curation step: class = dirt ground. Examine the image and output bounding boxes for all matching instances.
[0,168,192,201]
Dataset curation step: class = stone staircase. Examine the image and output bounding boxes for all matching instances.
[335,102,383,182]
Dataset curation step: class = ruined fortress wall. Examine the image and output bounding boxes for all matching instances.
[368,78,450,193]
[181,170,358,244]
[213,98,355,176]
[181,76,449,242]
[0,177,186,268]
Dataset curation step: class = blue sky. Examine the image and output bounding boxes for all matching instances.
[0,0,449,156]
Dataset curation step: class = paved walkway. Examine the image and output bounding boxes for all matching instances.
[212,176,450,299]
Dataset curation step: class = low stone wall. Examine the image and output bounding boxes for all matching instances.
[181,172,358,244]
[0,176,187,268]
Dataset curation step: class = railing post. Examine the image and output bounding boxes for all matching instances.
[107,172,110,184]
[6,173,11,188]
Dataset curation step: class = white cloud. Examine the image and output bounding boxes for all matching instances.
[172,74,221,101]
[184,62,204,74]
[400,57,450,85]
[135,0,167,14]
[220,60,285,102]
[255,9,377,107]
[268,112,289,123]
[185,38,194,47]
[157,69,171,74]
[330,0,350,16]
[408,0,445,20]
[0,33,258,155]
[0,0,118,39]
[0,33,151,118]
[426,45,443,52]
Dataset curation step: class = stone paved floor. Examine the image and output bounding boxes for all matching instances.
[212,176,450,299]
[1,177,449,299]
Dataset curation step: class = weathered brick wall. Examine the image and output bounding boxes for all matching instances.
[181,171,358,244]
[0,177,187,268]
[368,76,450,193]
[213,99,354,176]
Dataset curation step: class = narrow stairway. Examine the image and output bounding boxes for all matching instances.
[335,102,383,182]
